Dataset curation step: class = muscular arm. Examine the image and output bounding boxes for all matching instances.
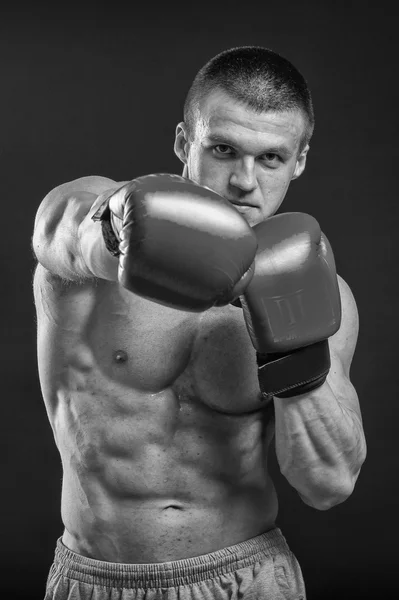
[273,276,367,510]
[32,175,126,281]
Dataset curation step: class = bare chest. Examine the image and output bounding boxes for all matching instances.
[34,266,265,414]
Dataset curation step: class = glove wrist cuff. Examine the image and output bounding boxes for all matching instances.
[257,339,331,399]
[92,199,121,257]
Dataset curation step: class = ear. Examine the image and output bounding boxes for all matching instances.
[291,144,310,180]
[174,122,189,165]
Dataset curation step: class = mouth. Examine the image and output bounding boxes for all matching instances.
[229,202,256,209]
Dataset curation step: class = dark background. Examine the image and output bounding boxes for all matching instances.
[1,1,397,598]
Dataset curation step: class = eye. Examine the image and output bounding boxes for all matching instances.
[213,144,234,155]
[263,153,279,162]
[261,153,281,166]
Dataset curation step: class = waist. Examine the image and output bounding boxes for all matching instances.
[57,526,287,587]
[61,490,278,563]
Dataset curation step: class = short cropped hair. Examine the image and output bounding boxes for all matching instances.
[184,46,315,152]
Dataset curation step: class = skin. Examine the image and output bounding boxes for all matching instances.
[175,89,366,505]
[33,88,366,565]
[174,88,309,226]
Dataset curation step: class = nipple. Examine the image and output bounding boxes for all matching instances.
[113,350,128,364]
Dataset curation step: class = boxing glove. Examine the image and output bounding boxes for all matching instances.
[93,173,258,312]
[240,212,342,398]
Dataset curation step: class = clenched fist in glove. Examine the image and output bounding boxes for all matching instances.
[92,173,258,312]
[240,212,342,399]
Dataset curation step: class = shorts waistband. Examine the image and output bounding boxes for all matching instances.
[54,527,289,589]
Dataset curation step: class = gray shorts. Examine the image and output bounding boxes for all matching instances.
[44,527,306,599]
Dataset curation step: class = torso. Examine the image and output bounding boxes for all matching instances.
[33,263,278,563]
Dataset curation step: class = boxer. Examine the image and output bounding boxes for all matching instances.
[33,46,366,600]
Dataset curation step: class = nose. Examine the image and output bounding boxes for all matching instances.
[229,158,257,193]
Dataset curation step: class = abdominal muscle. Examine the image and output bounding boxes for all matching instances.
[59,385,278,563]
[35,266,278,563]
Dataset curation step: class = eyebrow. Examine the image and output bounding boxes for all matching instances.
[206,134,293,158]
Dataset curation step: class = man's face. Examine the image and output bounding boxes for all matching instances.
[174,89,309,226]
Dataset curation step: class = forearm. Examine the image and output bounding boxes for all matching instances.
[33,177,122,282]
[274,379,367,510]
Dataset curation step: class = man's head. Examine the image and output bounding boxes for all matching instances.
[174,46,314,225]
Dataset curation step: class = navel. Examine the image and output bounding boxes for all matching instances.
[113,350,128,364]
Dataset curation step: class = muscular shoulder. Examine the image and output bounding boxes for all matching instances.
[329,275,359,376]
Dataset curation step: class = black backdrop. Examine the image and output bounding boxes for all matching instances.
[1,2,397,598]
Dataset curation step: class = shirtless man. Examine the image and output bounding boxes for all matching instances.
[33,46,367,599]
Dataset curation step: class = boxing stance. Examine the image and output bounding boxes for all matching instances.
[34,47,367,600]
